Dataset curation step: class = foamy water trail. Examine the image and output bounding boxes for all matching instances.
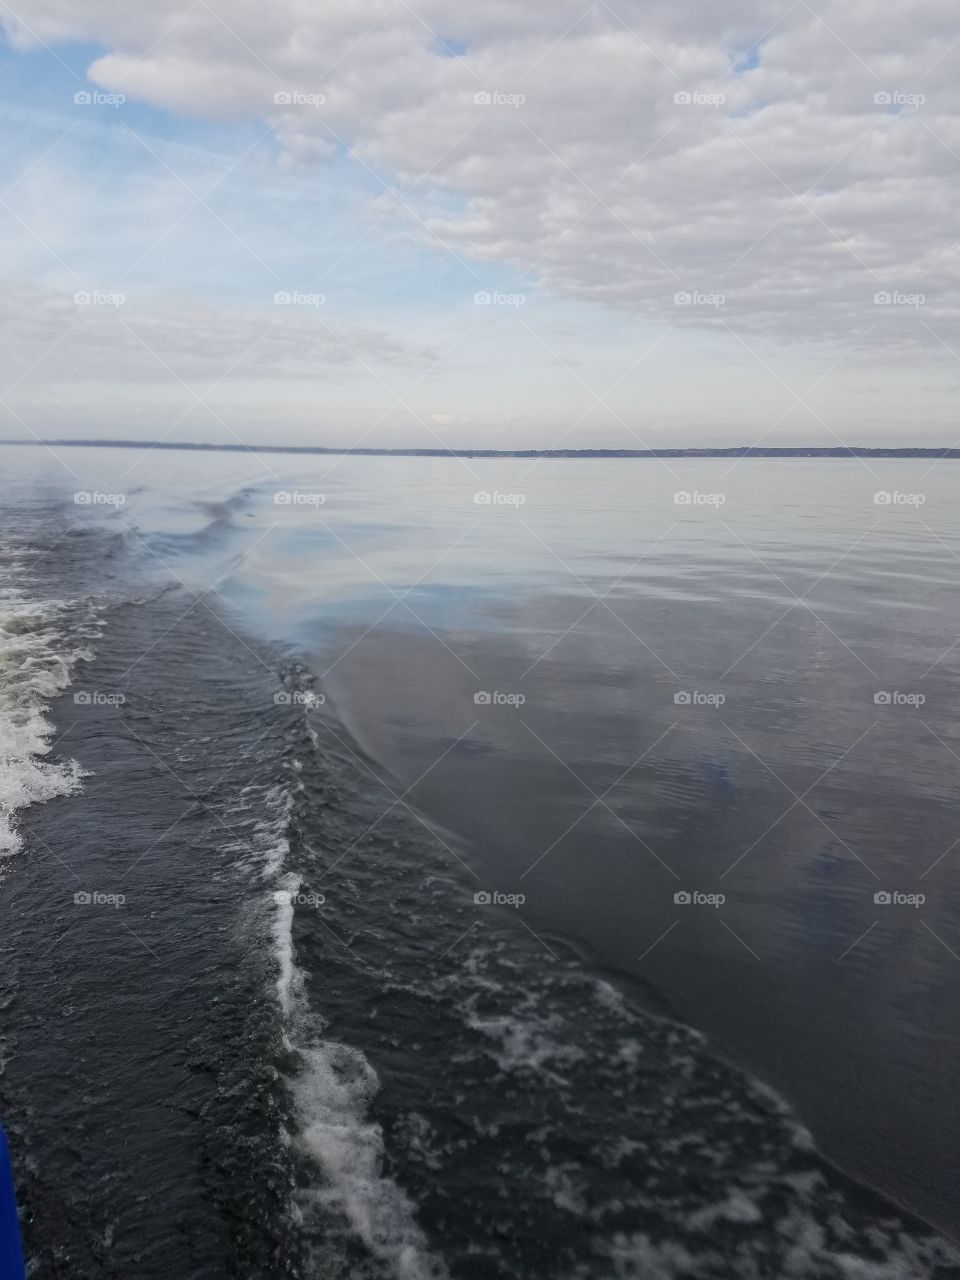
[260,803,446,1279]
[272,871,302,1018]
[0,579,93,859]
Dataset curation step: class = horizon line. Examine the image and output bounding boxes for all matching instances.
[1,439,959,460]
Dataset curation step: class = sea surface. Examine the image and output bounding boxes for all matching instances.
[1,443,959,1278]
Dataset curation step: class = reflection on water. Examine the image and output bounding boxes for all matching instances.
[9,445,960,1235]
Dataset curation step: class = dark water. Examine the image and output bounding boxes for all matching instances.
[1,446,959,1277]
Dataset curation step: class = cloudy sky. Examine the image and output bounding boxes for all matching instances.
[1,0,958,449]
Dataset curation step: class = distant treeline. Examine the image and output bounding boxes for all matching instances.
[2,440,959,459]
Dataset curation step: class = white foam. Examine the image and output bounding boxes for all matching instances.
[466,1010,587,1080]
[687,1189,763,1231]
[272,870,301,1017]
[0,590,91,858]
[294,1038,446,1280]
[594,1232,700,1278]
[261,815,446,1279]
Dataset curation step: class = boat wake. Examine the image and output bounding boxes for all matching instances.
[238,772,447,1280]
[0,553,99,860]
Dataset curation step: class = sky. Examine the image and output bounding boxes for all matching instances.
[0,0,958,450]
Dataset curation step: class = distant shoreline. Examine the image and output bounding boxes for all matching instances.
[2,439,958,459]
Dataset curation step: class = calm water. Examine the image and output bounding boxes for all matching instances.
[1,444,958,1277]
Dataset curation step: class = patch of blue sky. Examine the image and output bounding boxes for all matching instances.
[0,35,541,327]
[0,37,199,141]
[731,42,763,74]
[435,36,468,57]
[727,41,765,116]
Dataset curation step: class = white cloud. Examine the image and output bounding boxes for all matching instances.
[2,286,433,379]
[7,0,959,354]
[0,283,441,444]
